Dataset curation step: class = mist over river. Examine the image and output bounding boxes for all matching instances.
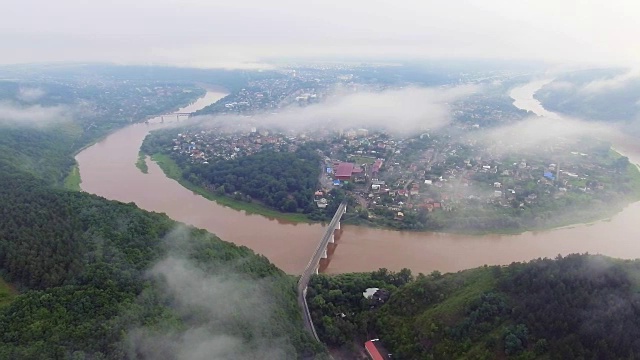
[76,84,640,275]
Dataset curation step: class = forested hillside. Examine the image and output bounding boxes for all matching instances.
[534,68,640,123]
[0,72,324,359]
[0,170,322,359]
[307,254,640,359]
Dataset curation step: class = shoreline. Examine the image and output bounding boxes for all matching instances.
[148,149,640,236]
[147,153,312,223]
[135,80,640,237]
[70,87,226,190]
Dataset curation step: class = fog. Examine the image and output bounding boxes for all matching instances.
[193,85,478,135]
[2,1,640,68]
[580,70,640,94]
[17,87,45,102]
[0,101,72,127]
[126,228,295,360]
[471,115,620,156]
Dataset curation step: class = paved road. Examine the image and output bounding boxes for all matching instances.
[297,201,347,341]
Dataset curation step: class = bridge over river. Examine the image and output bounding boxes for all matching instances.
[297,201,347,341]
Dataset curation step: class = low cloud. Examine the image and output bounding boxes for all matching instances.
[17,87,46,102]
[0,101,72,127]
[193,85,478,135]
[579,69,640,94]
[471,115,619,156]
[126,255,293,360]
[543,80,574,91]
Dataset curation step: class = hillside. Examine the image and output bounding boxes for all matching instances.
[534,68,640,123]
[0,170,322,359]
[307,254,640,359]
[0,73,324,359]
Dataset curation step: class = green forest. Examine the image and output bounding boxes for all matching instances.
[307,254,640,359]
[189,148,320,212]
[142,133,323,216]
[0,77,324,359]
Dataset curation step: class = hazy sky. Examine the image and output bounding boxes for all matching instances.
[3,0,639,68]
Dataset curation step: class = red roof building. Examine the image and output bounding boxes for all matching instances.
[335,162,356,181]
[372,159,383,175]
[365,340,391,360]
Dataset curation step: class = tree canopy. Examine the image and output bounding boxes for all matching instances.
[308,254,640,359]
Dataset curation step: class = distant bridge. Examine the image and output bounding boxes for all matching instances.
[159,113,192,122]
[297,201,347,341]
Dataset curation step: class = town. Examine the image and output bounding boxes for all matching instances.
[148,119,634,232]
[139,65,640,232]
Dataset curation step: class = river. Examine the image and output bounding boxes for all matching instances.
[76,83,640,275]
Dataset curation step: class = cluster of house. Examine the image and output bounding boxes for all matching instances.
[168,122,614,220]
[84,82,198,123]
[314,160,370,208]
[169,128,312,163]
[353,132,618,219]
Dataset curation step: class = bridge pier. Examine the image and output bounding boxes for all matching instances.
[336,221,340,230]
[329,233,335,244]
[321,248,328,259]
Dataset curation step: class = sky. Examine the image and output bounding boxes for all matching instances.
[2,0,639,68]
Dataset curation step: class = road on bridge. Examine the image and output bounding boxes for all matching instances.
[297,201,347,341]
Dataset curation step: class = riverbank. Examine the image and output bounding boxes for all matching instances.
[63,163,82,191]
[343,193,638,236]
[136,152,149,174]
[151,148,640,236]
[65,87,217,190]
[149,153,312,223]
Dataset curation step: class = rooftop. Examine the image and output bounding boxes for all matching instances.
[335,162,356,177]
[365,340,392,360]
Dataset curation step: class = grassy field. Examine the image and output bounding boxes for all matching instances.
[0,277,17,308]
[135,152,149,174]
[348,155,377,165]
[150,153,311,223]
[416,267,495,325]
[63,163,82,191]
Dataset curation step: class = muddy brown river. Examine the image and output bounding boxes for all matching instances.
[76,84,640,275]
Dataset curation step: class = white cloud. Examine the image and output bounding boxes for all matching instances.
[544,81,574,92]
[127,255,294,360]
[194,85,478,135]
[472,115,619,155]
[17,87,45,102]
[579,70,640,94]
[0,102,72,126]
[1,0,640,67]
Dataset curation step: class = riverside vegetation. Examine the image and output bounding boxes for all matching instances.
[142,123,640,234]
[0,74,324,359]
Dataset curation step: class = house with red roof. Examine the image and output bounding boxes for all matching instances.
[364,339,391,360]
[334,162,357,181]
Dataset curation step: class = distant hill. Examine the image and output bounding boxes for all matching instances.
[534,68,640,124]
[308,254,640,359]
